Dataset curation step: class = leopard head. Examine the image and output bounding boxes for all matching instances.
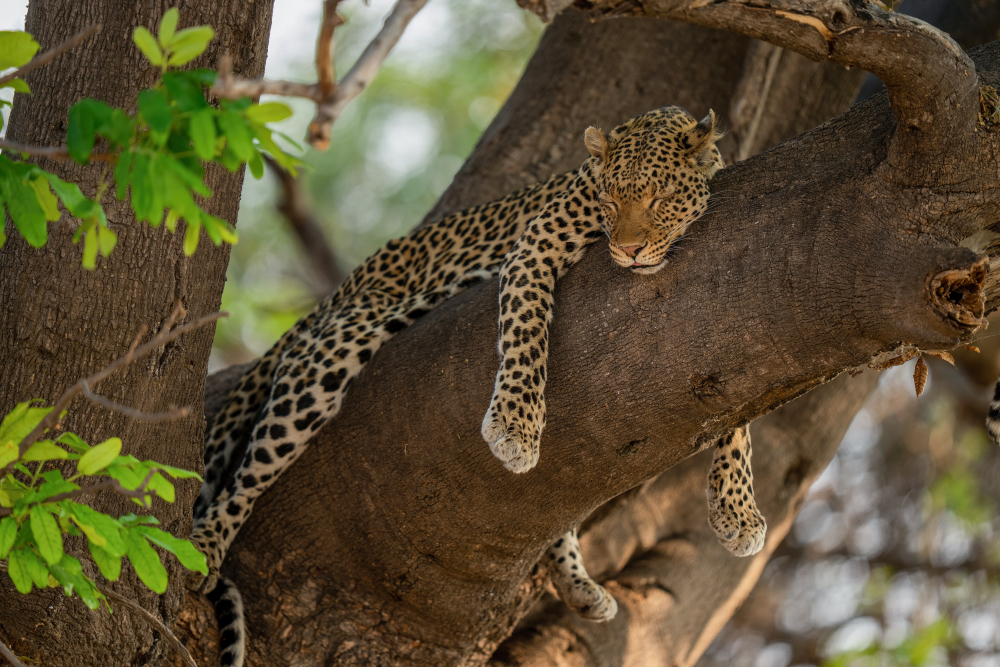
[585,106,725,274]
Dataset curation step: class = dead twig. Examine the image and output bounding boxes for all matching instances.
[263,154,344,293]
[316,0,346,99]
[4,302,226,475]
[97,585,200,667]
[0,639,27,667]
[0,138,115,163]
[81,380,191,422]
[0,469,161,518]
[0,24,101,88]
[210,0,429,150]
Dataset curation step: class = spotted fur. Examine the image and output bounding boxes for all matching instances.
[193,106,763,665]
[707,426,766,556]
[987,381,1000,446]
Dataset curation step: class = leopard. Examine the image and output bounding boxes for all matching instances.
[192,105,764,667]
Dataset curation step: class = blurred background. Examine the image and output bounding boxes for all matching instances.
[4,1,1000,665]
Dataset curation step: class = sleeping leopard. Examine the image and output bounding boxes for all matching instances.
[192,105,766,667]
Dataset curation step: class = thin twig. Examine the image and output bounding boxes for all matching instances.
[0,138,115,163]
[316,0,346,99]
[5,303,226,474]
[81,381,191,422]
[263,155,344,293]
[0,470,159,518]
[211,54,321,101]
[0,24,101,87]
[308,0,430,149]
[97,585,200,667]
[0,639,27,667]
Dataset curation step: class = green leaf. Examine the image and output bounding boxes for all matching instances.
[0,440,17,469]
[21,547,50,588]
[22,439,69,462]
[138,89,172,140]
[167,26,214,67]
[81,224,98,270]
[133,27,163,66]
[158,8,179,47]
[183,216,201,255]
[114,150,133,201]
[189,108,216,161]
[30,506,63,565]
[0,516,17,558]
[151,462,202,481]
[134,526,208,574]
[7,548,34,593]
[29,178,60,222]
[200,211,237,246]
[64,501,125,556]
[163,71,208,112]
[0,31,40,69]
[0,400,52,448]
[145,472,175,503]
[56,432,90,454]
[247,150,263,179]
[78,437,122,475]
[99,108,134,148]
[124,528,167,594]
[97,221,117,257]
[44,173,95,218]
[245,102,293,124]
[3,78,29,94]
[107,463,145,490]
[66,99,110,164]
[0,164,48,247]
[49,554,102,609]
[89,541,122,581]
[218,110,254,161]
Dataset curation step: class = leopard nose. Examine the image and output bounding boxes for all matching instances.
[618,244,643,257]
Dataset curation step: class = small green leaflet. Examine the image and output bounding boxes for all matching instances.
[245,102,293,124]
[77,436,122,475]
[0,400,52,450]
[0,516,17,558]
[0,31,39,69]
[134,525,208,574]
[189,108,217,161]
[30,506,64,565]
[158,8,179,47]
[22,439,70,462]
[133,26,163,66]
[7,548,34,593]
[167,26,214,67]
[3,78,29,94]
[124,528,167,593]
[89,541,122,581]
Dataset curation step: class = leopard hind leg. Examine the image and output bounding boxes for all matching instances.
[546,529,618,621]
[706,425,766,557]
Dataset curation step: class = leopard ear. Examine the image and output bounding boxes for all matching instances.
[685,110,725,176]
[584,126,609,164]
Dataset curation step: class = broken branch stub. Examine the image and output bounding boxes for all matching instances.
[927,258,988,331]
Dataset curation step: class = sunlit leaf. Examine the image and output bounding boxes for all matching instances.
[167,26,214,67]
[0,31,39,69]
[124,528,167,593]
[22,439,70,462]
[30,506,63,565]
[78,437,122,475]
[158,8,179,47]
[189,108,217,161]
[0,516,17,558]
[246,102,293,124]
[133,26,163,66]
[134,525,207,574]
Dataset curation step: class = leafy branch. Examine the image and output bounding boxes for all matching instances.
[0,302,223,612]
[0,10,300,267]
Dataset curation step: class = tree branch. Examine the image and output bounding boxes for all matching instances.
[97,585,200,667]
[80,380,191,422]
[0,138,115,163]
[4,303,226,474]
[0,24,101,88]
[0,469,160,518]
[578,0,979,157]
[210,0,429,150]
[0,640,27,667]
[263,155,344,293]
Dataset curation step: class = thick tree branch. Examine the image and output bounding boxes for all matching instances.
[578,0,979,158]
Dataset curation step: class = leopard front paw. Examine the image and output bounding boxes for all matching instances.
[707,492,767,557]
[481,396,543,473]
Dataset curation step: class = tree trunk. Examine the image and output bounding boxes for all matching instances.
[0,2,272,665]
[193,9,899,667]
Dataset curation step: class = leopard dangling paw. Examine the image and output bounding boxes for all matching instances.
[706,425,767,557]
[481,392,544,473]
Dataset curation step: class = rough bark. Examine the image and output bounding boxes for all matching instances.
[202,12,1000,667]
[0,2,273,665]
